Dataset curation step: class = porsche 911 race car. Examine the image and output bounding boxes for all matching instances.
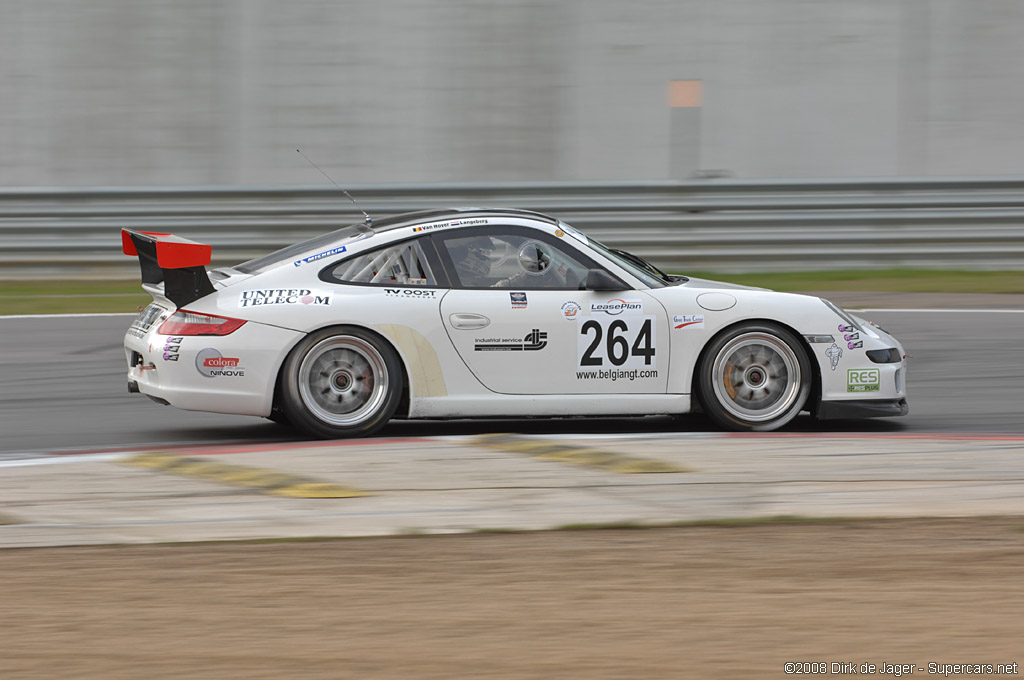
[122,208,908,438]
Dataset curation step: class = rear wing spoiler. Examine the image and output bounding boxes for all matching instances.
[121,229,215,308]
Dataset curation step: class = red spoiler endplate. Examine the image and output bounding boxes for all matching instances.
[121,229,215,308]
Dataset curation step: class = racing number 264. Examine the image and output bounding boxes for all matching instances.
[580,318,655,367]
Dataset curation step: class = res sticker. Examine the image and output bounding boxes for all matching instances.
[510,291,527,309]
[847,368,879,392]
[578,315,656,370]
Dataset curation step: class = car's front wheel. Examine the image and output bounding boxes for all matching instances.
[696,322,811,431]
[280,326,402,439]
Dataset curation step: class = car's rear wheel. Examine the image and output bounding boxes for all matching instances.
[696,322,811,431]
[281,326,402,439]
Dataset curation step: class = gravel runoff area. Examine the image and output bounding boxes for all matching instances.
[1,518,1022,679]
[3,431,1024,679]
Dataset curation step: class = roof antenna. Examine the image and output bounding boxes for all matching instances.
[296,148,372,226]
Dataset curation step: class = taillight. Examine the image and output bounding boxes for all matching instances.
[157,310,246,336]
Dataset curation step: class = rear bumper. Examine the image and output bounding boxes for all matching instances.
[816,398,909,420]
[123,318,303,418]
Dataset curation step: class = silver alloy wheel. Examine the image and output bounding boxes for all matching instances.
[711,332,801,423]
[297,335,389,427]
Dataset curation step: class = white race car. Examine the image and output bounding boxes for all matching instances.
[122,208,908,438]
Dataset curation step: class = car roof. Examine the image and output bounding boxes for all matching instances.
[232,208,561,276]
[368,207,559,233]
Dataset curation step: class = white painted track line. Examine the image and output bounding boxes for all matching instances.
[0,312,136,319]
[854,308,1024,313]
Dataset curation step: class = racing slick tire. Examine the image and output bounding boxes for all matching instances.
[280,326,403,439]
[696,322,812,432]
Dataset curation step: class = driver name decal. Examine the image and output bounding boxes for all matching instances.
[413,218,489,233]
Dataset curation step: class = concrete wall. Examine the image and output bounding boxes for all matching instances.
[2,0,1024,186]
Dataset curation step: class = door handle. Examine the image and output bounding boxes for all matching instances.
[449,313,490,330]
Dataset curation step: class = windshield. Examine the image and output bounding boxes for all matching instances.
[234,223,373,274]
[583,235,669,288]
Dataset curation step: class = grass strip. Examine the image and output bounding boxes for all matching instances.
[3,269,1024,315]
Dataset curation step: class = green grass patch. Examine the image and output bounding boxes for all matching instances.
[0,280,149,315]
[3,269,1024,315]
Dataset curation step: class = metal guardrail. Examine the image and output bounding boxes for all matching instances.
[3,177,1024,277]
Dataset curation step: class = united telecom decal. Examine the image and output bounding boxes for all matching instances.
[474,329,548,352]
[239,289,331,307]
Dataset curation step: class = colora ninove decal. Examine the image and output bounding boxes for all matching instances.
[196,348,245,378]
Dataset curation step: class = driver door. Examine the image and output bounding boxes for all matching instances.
[433,225,669,395]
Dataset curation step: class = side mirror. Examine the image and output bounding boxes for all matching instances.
[584,269,629,291]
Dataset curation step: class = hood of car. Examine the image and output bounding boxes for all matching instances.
[680,276,768,292]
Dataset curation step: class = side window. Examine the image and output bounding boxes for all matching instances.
[326,240,437,286]
[440,230,592,290]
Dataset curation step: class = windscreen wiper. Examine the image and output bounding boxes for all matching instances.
[611,248,671,281]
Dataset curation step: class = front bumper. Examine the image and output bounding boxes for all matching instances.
[817,397,909,420]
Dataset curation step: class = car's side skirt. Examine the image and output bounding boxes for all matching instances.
[408,394,690,419]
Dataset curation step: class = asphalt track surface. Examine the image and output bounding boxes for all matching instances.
[2,306,1023,455]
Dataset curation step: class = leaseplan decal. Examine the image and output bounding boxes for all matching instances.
[672,314,704,329]
[591,298,642,316]
[293,245,346,267]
